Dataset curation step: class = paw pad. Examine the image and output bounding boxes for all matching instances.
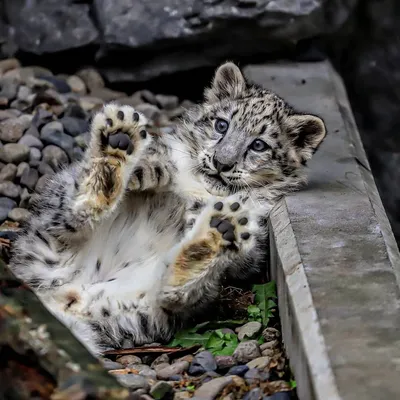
[210,217,235,242]
[214,202,223,211]
[230,202,240,211]
[108,132,134,154]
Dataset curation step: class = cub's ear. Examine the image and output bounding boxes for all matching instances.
[204,62,246,103]
[285,114,327,164]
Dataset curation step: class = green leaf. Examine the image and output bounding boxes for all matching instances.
[289,379,297,389]
[212,343,237,356]
[206,332,225,351]
[186,385,195,392]
[168,330,212,347]
[252,282,277,326]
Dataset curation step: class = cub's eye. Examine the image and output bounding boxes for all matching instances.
[250,139,269,152]
[215,119,229,134]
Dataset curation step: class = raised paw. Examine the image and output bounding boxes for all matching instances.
[90,104,151,161]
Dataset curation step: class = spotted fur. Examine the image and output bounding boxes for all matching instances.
[9,63,326,355]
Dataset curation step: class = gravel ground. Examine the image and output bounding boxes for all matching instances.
[0,58,297,400]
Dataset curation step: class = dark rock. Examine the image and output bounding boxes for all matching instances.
[189,351,217,375]
[71,146,84,162]
[32,109,54,129]
[0,197,17,222]
[167,375,183,381]
[19,134,44,149]
[20,167,39,191]
[200,371,220,383]
[150,381,173,400]
[243,388,263,400]
[0,143,30,163]
[227,365,249,377]
[24,124,40,138]
[136,103,161,123]
[151,354,170,369]
[60,116,89,137]
[37,76,71,94]
[8,207,30,223]
[16,162,30,180]
[42,145,68,169]
[244,368,262,384]
[102,359,124,370]
[156,94,179,111]
[41,121,74,156]
[0,182,20,198]
[140,90,157,105]
[0,164,17,182]
[5,2,98,54]
[64,103,87,120]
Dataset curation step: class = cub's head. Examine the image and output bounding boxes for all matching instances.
[182,62,326,198]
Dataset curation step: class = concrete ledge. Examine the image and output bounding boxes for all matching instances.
[244,62,400,400]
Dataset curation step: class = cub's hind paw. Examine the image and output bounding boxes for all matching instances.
[90,104,150,161]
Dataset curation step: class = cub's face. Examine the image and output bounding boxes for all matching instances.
[189,62,326,197]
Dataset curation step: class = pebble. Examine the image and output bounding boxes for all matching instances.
[116,355,142,366]
[262,328,280,341]
[19,134,44,149]
[233,341,261,363]
[227,365,249,377]
[149,381,173,400]
[42,145,69,169]
[140,90,157,105]
[174,392,191,400]
[243,388,263,400]
[151,354,170,369]
[156,94,179,110]
[67,75,86,95]
[20,167,39,191]
[0,164,17,182]
[157,361,189,380]
[0,110,20,121]
[262,349,275,357]
[243,368,266,384]
[237,321,262,341]
[136,103,161,123]
[32,108,54,129]
[35,175,49,193]
[19,188,31,208]
[101,359,124,370]
[260,340,279,351]
[0,197,17,221]
[17,85,32,102]
[60,116,89,137]
[0,58,21,74]
[0,182,21,198]
[0,143,30,163]
[0,79,19,100]
[128,364,157,380]
[77,68,105,91]
[16,162,30,180]
[167,375,183,381]
[91,87,126,102]
[246,356,271,370]
[189,351,217,375]
[215,355,236,371]
[194,376,233,399]
[38,76,71,93]
[41,121,74,155]
[79,96,103,112]
[115,374,150,391]
[64,103,87,120]
[0,116,30,142]
[29,148,42,164]
[25,124,40,138]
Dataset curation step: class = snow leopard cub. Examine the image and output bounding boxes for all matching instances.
[9,62,326,355]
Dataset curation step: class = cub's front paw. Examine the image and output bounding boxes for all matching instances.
[90,104,150,162]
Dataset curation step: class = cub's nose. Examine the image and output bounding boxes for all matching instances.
[212,156,234,173]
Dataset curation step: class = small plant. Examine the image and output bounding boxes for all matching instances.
[168,281,278,355]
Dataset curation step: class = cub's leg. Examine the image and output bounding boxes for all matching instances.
[158,197,269,312]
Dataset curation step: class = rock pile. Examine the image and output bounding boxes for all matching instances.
[0,58,193,226]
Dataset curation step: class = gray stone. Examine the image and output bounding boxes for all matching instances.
[0,143,30,163]
[102,359,123,370]
[29,148,42,164]
[38,76,71,94]
[90,87,126,102]
[246,356,271,370]
[156,361,189,380]
[150,381,173,400]
[0,164,17,182]
[115,355,142,366]
[233,341,261,363]
[42,145,69,169]
[237,322,262,341]
[19,188,31,208]
[0,116,30,143]
[188,351,217,375]
[0,78,18,100]
[0,197,17,221]
[77,68,105,92]
[115,374,150,391]
[136,103,161,123]
[16,162,30,179]
[0,182,21,198]
[127,364,157,380]
[243,388,263,400]
[226,365,249,377]
[35,175,49,193]
[214,356,236,371]
[17,85,32,101]
[140,90,157,105]
[151,354,170,369]
[19,134,44,149]
[194,376,232,399]
[20,167,39,191]
[261,328,280,342]
[25,124,40,138]
[8,207,30,223]
[155,94,179,110]
[260,340,279,351]
[60,116,89,137]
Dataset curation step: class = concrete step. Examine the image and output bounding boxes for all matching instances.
[244,61,400,400]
